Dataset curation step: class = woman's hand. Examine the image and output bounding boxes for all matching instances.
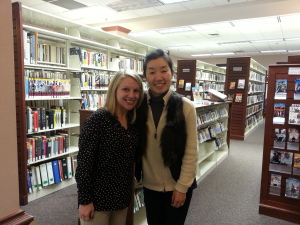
[79,203,94,221]
[171,189,186,208]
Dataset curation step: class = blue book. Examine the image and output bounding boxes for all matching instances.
[52,160,61,184]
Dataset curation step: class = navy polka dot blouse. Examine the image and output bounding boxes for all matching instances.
[75,108,138,211]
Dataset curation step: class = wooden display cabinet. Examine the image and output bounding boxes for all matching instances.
[259,58,300,223]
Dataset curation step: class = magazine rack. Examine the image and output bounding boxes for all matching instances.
[259,56,300,223]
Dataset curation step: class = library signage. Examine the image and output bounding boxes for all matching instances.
[232,66,243,72]
[288,67,300,75]
[182,68,190,72]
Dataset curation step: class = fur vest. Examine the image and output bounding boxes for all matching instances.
[135,91,187,181]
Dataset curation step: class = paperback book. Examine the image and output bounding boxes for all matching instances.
[237,79,245,89]
[273,103,285,124]
[235,93,243,103]
[293,153,300,175]
[287,128,300,150]
[275,79,287,99]
[229,81,236,89]
[273,128,286,149]
[285,177,300,199]
[269,173,282,196]
[294,78,300,100]
[289,104,300,125]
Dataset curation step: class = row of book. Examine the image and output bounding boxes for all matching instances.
[245,111,263,129]
[247,94,264,106]
[81,92,107,110]
[196,108,228,126]
[248,82,265,94]
[25,77,71,99]
[270,175,300,199]
[27,156,75,193]
[196,71,226,82]
[273,103,300,125]
[133,189,145,213]
[246,103,264,117]
[26,106,66,133]
[198,82,225,92]
[110,56,143,73]
[270,151,300,175]
[25,69,67,79]
[76,71,112,89]
[273,128,300,151]
[27,131,69,163]
[70,47,107,68]
[249,71,265,83]
[197,123,226,143]
[24,31,65,65]
[275,78,300,100]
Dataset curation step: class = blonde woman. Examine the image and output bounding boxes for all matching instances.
[76,70,144,225]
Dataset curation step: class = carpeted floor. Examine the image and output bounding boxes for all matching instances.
[22,120,298,225]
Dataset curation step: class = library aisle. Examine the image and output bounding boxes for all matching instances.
[23,120,297,225]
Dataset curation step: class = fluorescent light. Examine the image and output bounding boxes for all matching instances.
[288,50,300,52]
[157,26,193,34]
[251,38,283,43]
[160,0,189,3]
[168,45,192,49]
[218,41,250,45]
[129,31,158,37]
[260,50,286,53]
[192,54,211,57]
[212,53,235,56]
[285,37,300,41]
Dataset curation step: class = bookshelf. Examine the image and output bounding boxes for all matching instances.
[259,56,300,223]
[12,2,155,205]
[176,60,226,100]
[225,57,267,140]
[195,102,231,183]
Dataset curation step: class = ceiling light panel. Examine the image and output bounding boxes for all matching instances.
[160,0,191,3]
[105,0,162,12]
[48,0,88,10]
[157,26,193,34]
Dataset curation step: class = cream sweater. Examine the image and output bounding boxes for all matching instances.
[142,90,198,193]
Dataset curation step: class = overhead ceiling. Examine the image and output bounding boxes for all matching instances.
[11,0,300,59]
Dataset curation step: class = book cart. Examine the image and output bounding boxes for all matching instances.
[12,2,154,207]
[259,56,300,223]
[176,59,226,101]
[225,57,267,140]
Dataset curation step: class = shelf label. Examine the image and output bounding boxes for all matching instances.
[182,68,190,72]
[233,67,243,72]
[288,67,300,75]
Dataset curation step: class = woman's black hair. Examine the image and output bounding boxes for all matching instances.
[143,49,174,76]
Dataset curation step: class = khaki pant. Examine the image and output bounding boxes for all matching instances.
[80,208,128,225]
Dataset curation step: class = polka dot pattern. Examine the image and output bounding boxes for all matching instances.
[75,109,138,211]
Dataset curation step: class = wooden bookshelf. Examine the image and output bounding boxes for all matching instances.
[176,60,226,100]
[225,57,267,140]
[259,57,300,223]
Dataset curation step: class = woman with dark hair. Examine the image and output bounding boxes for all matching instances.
[136,49,198,225]
[76,70,144,225]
